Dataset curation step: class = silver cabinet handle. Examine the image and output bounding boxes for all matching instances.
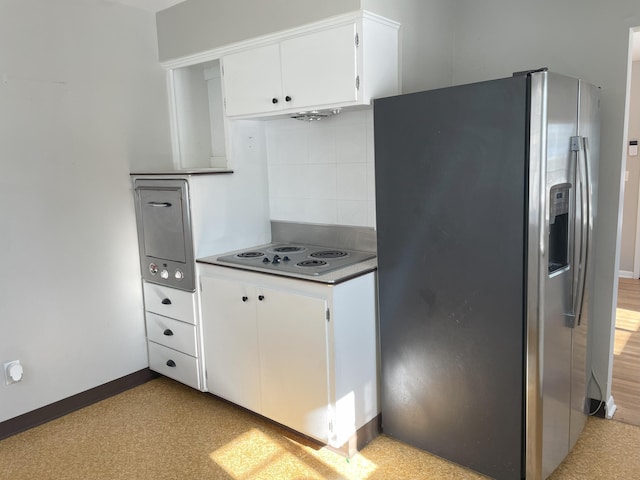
[147,202,172,207]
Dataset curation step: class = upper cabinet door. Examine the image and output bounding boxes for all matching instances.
[280,23,358,110]
[222,43,283,116]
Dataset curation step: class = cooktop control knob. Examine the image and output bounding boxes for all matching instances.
[272,255,281,265]
[262,257,270,263]
[174,269,184,281]
[149,263,158,275]
[283,256,290,262]
[160,269,169,279]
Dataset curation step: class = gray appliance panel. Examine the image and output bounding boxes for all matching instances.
[134,179,195,291]
[139,188,187,262]
[374,76,528,480]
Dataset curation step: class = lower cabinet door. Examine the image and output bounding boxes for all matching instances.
[148,341,200,390]
[257,287,330,443]
[200,276,262,413]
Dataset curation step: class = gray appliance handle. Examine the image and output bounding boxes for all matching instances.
[147,202,172,207]
[571,136,590,326]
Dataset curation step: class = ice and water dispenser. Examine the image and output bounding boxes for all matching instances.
[548,184,571,274]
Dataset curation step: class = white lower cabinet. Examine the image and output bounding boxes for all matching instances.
[143,281,205,391]
[199,265,378,448]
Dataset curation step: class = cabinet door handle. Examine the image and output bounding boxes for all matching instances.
[272,97,278,104]
[166,360,176,367]
[258,295,265,301]
[161,298,172,305]
[285,95,292,102]
[242,296,248,302]
[163,329,174,336]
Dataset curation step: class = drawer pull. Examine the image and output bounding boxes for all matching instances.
[166,360,176,367]
[258,295,265,301]
[242,296,248,302]
[161,298,172,305]
[163,329,174,336]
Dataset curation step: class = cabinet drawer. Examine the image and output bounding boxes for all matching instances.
[143,282,196,324]
[148,341,201,390]
[146,312,197,357]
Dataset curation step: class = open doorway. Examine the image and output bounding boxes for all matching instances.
[612,27,640,425]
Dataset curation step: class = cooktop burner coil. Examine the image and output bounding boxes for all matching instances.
[237,251,264,258]
[310,250,348,259]
[271,246,305,253]
[296,259,328,267]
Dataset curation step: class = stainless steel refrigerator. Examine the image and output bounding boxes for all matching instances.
[373,69,600,480]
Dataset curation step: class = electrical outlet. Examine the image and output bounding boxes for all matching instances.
[4,360,23,385]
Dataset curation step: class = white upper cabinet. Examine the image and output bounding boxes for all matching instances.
[221,44,284,117]
[221,12,399,118]
[280,23,358,110]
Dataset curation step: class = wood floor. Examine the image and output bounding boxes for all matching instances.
[611,277,640,425]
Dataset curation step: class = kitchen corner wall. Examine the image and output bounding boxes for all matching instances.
[155,0,456,229]
[0,0,171,423]
[265,110,376,227]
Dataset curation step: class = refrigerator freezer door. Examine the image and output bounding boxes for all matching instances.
[374,76,528,480]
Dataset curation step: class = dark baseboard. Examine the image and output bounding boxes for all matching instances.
[0,368,158,441]
[588,397,607,418]
[327,413,381,457]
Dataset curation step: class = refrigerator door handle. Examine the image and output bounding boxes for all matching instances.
[576,136,592,325]
[569,136,590,327]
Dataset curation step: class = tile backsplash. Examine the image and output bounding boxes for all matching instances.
[265,108,376,227]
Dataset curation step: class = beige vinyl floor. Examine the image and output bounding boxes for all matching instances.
[1,376,639,480]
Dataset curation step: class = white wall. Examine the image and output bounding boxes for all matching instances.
[451,0,640,403]
[620,61,640,274]
[156,0,360,62]
[362,0,454,93]
[265,110,376,227]
[0,0,172,423]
